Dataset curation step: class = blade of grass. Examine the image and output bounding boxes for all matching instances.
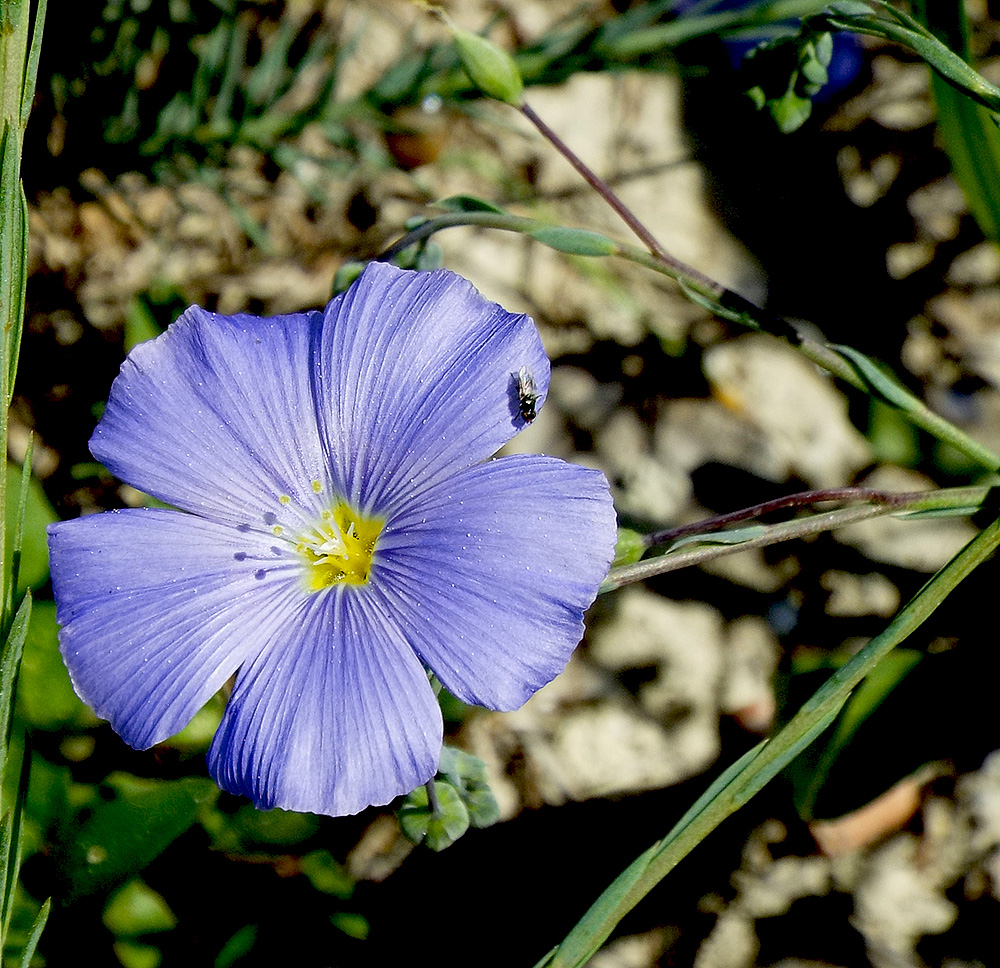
[1,728,32,945]
[16,897,50,968]
[907,1,1000,243]
[8,436,33,603]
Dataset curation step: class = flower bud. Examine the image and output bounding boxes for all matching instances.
[452,27,524,107]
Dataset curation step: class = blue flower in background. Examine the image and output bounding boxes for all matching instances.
[47,263,617,817]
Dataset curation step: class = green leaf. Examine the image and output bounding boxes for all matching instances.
[16,896,50,968]
[124,298,165,352]
[104,879,177,937]
[611,528,646,568]
[229,804,318,849]
[17,599,88,729]
[215,925,257,968]
[433,194,507,215]
[525,225,618,256]
[0,594,31,782]
[332,260,366,294]
[300,850,354,899]
[398,781,470,851]
[61,774,218,899]
[112,940,161,968]
[331,912,369,941]
[796,649,923,819]
[823,2,1000,113]
[438,746,500,829]
[913,3,1000,243]
[666,524,769,552]
[830,344,918,408]
[4,463,57,595]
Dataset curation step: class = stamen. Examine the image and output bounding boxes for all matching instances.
[295,501,383,590]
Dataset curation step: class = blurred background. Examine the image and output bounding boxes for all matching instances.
[10,1,1000,965]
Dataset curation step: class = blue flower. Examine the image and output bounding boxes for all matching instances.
[48,263,617,817]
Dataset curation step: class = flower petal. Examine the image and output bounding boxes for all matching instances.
[48,509,306,748]
[91,306,332,530]
[311,262,550,514]
[371,454,617,709]
[207,588,442,816]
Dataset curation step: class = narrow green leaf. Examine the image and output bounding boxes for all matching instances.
[4,189,26,407]
[1,725,33,945]
[913,2,1000,242]
[797,649,922,819]
[824,4,1000,112]
[831,344,916,410]
[8,440,32,603]
[16,896,50,968]
[729,701,843,807]
[4,463,57,596]
[526,225,618,256]
[548,842,661,968]
[433,194,507,215]
[666,524,769,551]
[0,593,31,776]
[0,810,12,949]
[832,343,1000,470]
[20,0,47,130]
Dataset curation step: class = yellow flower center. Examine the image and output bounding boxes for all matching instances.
[296,502,384,591]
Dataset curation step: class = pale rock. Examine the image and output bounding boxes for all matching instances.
[701,336,873,487]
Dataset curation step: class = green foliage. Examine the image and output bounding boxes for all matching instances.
[3,464,57,598]
[524,225,618,257]
[611,528,646,568]
[398,781,470,851]
[745,29,833,132]
[906,1,1000,246]
[399,747,501,850]
[56,774,217,899]
[103,879,177,937]
[437,746,501,829]
[792,649,924,820]
[300,850,354,899]
[214,925,257,968]
[17,601,88,730]
[820,0,1000,113]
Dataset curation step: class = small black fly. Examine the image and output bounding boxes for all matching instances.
[514,365,539,423]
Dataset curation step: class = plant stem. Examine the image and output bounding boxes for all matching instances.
[519,102,670,262]
[600,485,989,593]
[644,486,931,548]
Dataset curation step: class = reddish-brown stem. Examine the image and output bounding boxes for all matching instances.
[645,487,926,549]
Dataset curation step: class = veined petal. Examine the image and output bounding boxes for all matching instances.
[48,509,306,749]
[311,262,550,514]
[371,455,617,709]
[91,306,332,530]
[208,588,442,816]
